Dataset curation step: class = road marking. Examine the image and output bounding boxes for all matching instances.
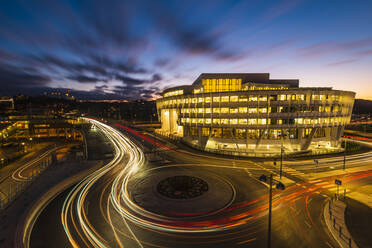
[237,238,256,245]
[326,241,335,248]
[314,182,329,187]
[322,184,335,189]
[309,179,322,183]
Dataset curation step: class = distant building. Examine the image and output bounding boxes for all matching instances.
[156,73,355,157]
[0,97,14,110]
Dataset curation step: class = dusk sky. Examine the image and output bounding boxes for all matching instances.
[0,0,372,100]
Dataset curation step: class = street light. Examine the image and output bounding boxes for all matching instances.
[278,131,287,179]
[343,138,347,171]
[259,174,286,248]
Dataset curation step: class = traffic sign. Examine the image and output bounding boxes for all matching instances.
[335,179,342,185]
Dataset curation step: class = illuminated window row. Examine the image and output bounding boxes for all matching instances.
[163,90,184,97]
[159,94,309,105]
[181,118,269,125]
[202,78,242,93]
[161,94,353,104]
[180,107,269,114]
[295,117,348,125]
[180,117,348,125]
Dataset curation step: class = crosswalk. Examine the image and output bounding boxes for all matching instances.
[306,179,351,198]
[280,166,307,178]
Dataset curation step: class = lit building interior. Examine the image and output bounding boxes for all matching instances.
[156,73,355,157]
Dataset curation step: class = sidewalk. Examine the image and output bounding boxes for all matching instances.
[324,198,358,248]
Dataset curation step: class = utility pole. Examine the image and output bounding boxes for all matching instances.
[279,131,286,179]
[268,174,273,248]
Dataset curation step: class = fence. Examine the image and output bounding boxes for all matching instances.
[0,155,53,211]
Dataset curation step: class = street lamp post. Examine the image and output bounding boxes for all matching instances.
[280,145,283,179]
[343,138,347,171]
[278,131,287,179]
[259,174,285,248]
[268,174,273,248]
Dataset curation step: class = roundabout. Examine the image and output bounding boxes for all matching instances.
[127,165,236,218]
[157,175,209,199]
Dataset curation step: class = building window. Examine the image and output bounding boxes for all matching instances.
[230,96,238,102]
[201,127,210,136]
[259,95,267,101]
[213,96,220,102]
[221,108,229,113]
[213,108,220,113]
[198,97,204,103]
[258,119,267,125]
[191,127,198,136]
[239,107,248,113]
[205,108,211,113]
[205,118,211,124]
[249,108,257,113]
[213,128,222,137]
[249,96,258,101]
[229,119,238,125]
[279,94,286,101]
[248,119,257,125]
[296,94,305,101]
[247,129,260,139]
[236,129,246,139]
[239,96,248,102]
[230,108,238,113]
[221,119,229,124]
[295,118,303,124]
[213,119,221,124]
[221,96,229,102]
[239,119,247,125]
[259,108,267,113]
[205,97,211,103]
[222,128,233,138]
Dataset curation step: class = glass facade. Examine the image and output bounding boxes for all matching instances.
[156,74,355,156]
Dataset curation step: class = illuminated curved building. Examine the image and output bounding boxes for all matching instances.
[156,73,355,157]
